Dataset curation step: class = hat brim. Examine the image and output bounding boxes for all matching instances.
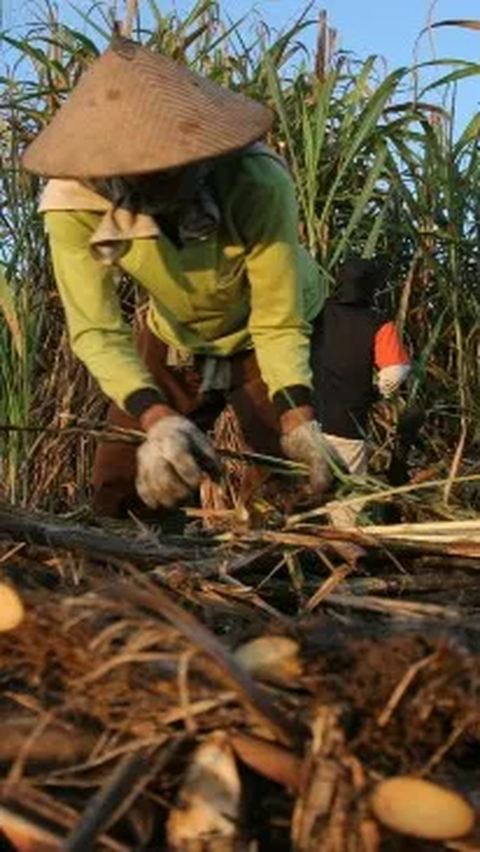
[23,38,274,179]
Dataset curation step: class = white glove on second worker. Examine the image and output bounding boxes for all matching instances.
[136,415,221,509]
[378,364,411,399]
[280,421,337,502]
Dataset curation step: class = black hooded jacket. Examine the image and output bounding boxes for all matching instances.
[311,258,389,439]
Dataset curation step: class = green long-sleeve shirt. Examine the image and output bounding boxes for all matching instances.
[44,149,324,412]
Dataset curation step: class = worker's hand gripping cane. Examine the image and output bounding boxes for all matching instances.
[136,414,221,509]
[281,419,341,503]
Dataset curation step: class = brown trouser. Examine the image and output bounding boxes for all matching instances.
[92,324,283,516]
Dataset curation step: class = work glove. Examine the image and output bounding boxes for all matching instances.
[136,415,221,509]
[378,364,411,399]
[280,420,335,503]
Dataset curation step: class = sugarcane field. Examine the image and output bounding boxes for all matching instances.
[0,0,479,849]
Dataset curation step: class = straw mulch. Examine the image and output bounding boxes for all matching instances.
[0,504,479,851]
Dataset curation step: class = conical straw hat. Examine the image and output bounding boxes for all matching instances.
[23,37,274,179]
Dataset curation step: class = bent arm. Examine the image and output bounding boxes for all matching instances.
[45,210,166,414]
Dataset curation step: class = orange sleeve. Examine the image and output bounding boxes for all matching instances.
[374,321,410,369]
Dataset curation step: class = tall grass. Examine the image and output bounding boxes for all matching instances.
[0,0,479,513]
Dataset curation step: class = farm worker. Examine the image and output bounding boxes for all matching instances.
[22,37,335,517]
[311,257,411,526]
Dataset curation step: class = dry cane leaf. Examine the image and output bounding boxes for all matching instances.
[0,716,96,766]
[292,706,344,849]
[0,806,63,851]
[0,267,23,358]
[291,705,369,851]
[167,732,243,851]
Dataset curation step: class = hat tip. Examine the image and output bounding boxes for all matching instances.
[109,34,139,60]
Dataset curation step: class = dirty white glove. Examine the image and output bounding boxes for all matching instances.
[378,364,411,399]
[280,421,336,502]
[136,415,221,509]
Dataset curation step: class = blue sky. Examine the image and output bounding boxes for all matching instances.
[5,0,479,130]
